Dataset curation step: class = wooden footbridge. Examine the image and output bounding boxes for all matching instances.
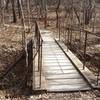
[32,22,100,92]
[41,31,90,92]
[0,22,100,92]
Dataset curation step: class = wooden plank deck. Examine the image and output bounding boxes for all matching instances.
[41,31,90,92]
[56,39,100,89]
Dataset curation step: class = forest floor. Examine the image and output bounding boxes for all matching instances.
[0,24,32,75]
[0,89,99,100]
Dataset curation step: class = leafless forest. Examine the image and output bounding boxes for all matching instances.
[0,0,100,99]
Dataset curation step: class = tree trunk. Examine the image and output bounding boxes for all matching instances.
[17,0,21,18]
[56,11,58,28]
[11,0,17,23]
[42,0,47,28]
[56,0,60,28]
[6,0,10,9]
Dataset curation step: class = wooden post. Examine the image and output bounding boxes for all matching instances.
[67,28,70,51]
[58,15,61,41]
[32,45,35,90]
[38,47,40,71]
[70,28,72,45]
[97,68,100,86]
[96,60,100,86]
[83,32,88,69]
[39,42,42,88]
[30,40,33,88]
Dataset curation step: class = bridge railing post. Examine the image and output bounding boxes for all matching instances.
[32,21,43,90]
[83,32,88,70]
[25,40,33,88]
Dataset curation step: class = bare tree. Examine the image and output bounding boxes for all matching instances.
[56,0,60,28]
[11,0,17,23]
[0,0,5,26]
[5,0,10,9]
[17,0,21,18]
[83,0,95,25]
[43,0,47,28]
